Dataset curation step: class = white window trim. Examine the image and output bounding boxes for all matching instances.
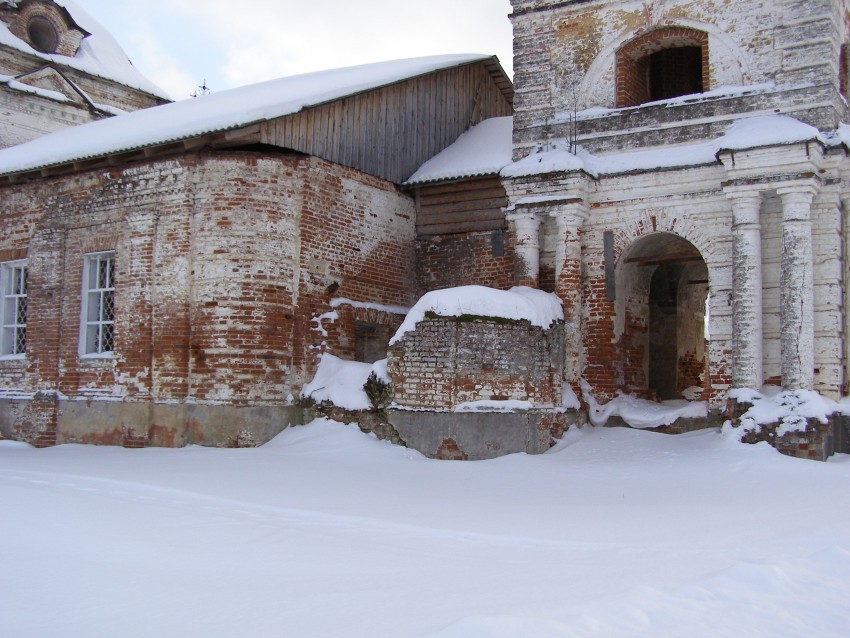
[79,251,115,358]
[1,259,27,360]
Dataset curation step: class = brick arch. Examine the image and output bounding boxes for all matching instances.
[609,210,717,271]
[616,26,710,107]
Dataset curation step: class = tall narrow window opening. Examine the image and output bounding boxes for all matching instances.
[80,252,115,356]
[1,261,27,357]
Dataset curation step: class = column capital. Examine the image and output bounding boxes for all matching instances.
[722,184,763,202]
[777,187,816,204]
[778,187,817,224]
[725,188,762,228]
[505,209,542,228]
[775,178,820,200]
[549,200,589,227]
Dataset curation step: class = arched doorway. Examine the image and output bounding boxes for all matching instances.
[615,233,709,400]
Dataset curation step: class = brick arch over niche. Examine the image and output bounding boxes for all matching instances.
[616,26,709,108]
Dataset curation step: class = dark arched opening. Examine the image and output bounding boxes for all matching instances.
[616,27,709,107]
[616,233,709,400]
[27,16,59,54]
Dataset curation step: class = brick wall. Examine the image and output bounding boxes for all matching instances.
[294,158,415,376]
[0,149,415,446]
[388,315,564,410]
[415,229,515,297]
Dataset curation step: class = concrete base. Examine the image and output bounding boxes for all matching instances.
[0,397,302,448]
[389,409,579,460]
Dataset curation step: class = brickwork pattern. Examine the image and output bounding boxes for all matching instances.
[388,315,564,410]
[415,230,515,297]
[0,150,415,446]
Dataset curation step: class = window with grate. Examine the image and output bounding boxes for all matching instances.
[616,27,708,108]
[1,261,27,357]
[80,252,115,356]
[648,46,703,101]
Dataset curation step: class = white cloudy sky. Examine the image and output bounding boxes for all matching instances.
[72,0,514,100]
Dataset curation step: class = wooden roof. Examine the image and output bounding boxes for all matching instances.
[0,55,513,185]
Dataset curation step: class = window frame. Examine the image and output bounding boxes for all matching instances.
[79,251,116,358]
[0,259,28,359]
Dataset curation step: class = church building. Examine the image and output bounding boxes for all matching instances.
[0,0,169,147]
[2,0,850,459]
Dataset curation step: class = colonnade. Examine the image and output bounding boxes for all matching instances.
[506,176,824,394]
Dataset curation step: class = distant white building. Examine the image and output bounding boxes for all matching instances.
[0,0,169,148]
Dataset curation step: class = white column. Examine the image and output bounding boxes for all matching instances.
[778,187,816,390]
[726,190,764,390]
[551,202,588,390]
[507,211,542,287]
[842,195,850,395]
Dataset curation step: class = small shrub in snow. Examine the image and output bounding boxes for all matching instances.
[364,371,391,410]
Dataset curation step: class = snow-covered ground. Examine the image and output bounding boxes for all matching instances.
[2,420,849,637]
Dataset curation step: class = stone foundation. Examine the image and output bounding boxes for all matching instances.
[0,397,300,448]
[389,409,577,460]
[734,413,836,461]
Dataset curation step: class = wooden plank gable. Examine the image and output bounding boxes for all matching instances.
[414,176,507,236]
[259,59,512,184]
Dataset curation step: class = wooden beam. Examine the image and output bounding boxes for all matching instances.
[624,252,703,266]
[419,186,507,206]
[420,197,508,216]
[417,219,506,236]
[412,176,503,196]
[418,208,505,226]
[224,123,261,142]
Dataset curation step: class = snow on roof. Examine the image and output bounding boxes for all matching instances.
[501,115,828,179]
[405,116,513,184]
[0,53,492,177]
[405,113,828,186]
[0,0,169,99]
[717,115,825,150]
[0,73,71,103]
[389,285,563,345]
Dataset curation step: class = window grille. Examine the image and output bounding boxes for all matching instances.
[1,261,27,356]
[81,252,115,356]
